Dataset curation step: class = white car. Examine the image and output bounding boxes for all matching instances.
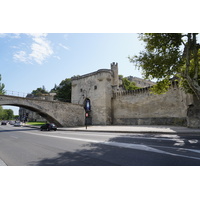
[9,121,15,125]
[14,122,24,127]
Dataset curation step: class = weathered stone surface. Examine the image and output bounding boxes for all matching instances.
[71,66,116,125]
[0,95,85,127]
[187,96,200,128]
[112,84,191,126]
[71,62,198,127]
[113,117,187,126]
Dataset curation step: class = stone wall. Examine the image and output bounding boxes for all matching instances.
[71,68,114,125]
[112,83,193,126]
[70,62,199,127]
[187,96,200,128]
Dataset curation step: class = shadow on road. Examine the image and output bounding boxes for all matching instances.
[28,137,200,166]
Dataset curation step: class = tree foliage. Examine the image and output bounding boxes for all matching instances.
[50,78,71,102]
[0,74,5,95]
[121,77,140,90]
[31,86,49,97]
[129,33,200,97]
[0,107,14,120]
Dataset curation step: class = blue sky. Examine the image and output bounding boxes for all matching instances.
[0,33,144,114]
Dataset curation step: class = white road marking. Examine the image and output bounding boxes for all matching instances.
[188,139,198,144]
[61,131,181,142]
[20,131,200,161]
[173,139,185,146]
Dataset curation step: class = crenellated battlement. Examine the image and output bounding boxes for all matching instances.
[111,62,118,68]
[113,87,151,98]
[113,81,179,98]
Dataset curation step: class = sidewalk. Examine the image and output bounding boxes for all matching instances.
[24,124,200,134]
[57,125,200,134]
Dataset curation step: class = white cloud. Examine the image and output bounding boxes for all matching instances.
[0,33,21,38]
[0,33,6,37]
[13,51,29,63]
[29,35,53,64]
[54,55,61,60]
[10,33,21,38]
[26,33,48,38]
[59,43,69,50]
[12,33,54,65]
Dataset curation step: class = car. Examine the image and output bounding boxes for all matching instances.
[9,121,15,125]
[14,121,24,127]
[40,123,57,131]
[1,121,7,125]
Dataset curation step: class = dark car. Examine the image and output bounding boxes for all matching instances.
[1,121,7,125]
[40,123,57,131]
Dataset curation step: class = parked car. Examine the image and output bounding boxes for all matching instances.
[40,123,57,131]
[1,121,7,125]
[14,121,24,127]
[9,121,15,125]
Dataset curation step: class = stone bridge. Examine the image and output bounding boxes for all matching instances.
[0,95,85,127]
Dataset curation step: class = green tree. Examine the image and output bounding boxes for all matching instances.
[50,78,71,102]
[129,33,200,98]
[0,106,3,120]
[31,86,49,97]
[121,77,140,90]
[1,109,14,120]
[0,74,5,94]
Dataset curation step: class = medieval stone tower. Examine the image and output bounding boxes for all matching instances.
[71,62,119,125]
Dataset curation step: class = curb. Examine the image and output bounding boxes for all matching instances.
[23,125,200,135]
[59,129,200,135]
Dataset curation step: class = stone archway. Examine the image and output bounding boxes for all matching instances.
[0,95,85,127]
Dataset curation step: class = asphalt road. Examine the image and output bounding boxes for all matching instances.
[1,125,200,166]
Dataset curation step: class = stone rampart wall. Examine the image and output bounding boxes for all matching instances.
[112,83,193,126]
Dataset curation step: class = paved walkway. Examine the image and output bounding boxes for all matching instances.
[58,125,200,134]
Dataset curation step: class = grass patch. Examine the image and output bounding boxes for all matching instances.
[26,121,46,126]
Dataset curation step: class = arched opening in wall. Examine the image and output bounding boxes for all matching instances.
[84,98,92,125]
[0,104,62,127]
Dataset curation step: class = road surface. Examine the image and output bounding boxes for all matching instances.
[1,124,200,166]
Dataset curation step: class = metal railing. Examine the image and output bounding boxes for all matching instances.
[4,90,29,98]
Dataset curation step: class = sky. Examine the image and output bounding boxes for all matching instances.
[0,33,144,114]
[1,0,200,198]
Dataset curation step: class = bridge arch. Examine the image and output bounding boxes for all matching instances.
[0,95,85,127]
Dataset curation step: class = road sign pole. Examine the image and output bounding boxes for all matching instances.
[85,112,88,129]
